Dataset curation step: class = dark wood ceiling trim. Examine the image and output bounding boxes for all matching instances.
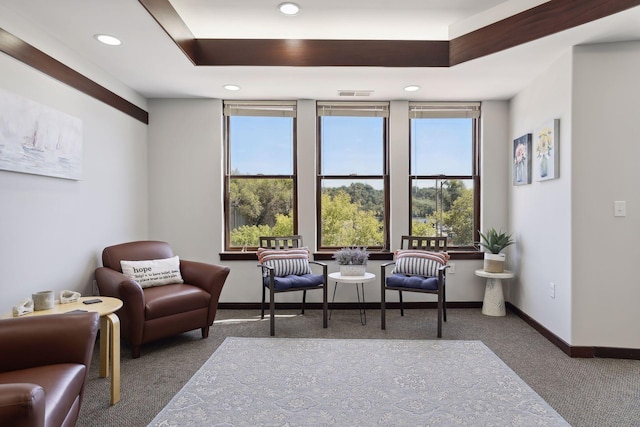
[195,39,449,67]
[0,28,149,124]
[450,0,640,66]
[138,0,197,64]
[142,0,640,68]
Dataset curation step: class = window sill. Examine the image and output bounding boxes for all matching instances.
[220,250,482,262]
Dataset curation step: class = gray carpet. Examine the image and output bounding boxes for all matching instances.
[77,308,640,427]
[148,337,569,426]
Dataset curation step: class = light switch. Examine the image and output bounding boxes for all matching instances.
[614,201,626,217]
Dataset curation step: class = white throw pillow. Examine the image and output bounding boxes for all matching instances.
[120,256,184,288]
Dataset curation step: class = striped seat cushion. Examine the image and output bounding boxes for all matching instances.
[391,249,450,277]
[257,247,312,277]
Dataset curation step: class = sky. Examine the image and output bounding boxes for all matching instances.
[229,115,473,186]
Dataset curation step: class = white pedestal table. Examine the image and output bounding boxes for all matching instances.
[474,269,514,317]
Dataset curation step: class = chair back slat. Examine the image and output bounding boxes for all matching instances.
[400,235,447,252]
[259,235,303,250]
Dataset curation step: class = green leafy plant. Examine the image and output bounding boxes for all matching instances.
[477,228,515,254]
[332,247,369,265]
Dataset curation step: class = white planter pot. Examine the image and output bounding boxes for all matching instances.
[340,265,367,276]
[483,253,506,273]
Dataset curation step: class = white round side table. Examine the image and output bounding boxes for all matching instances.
[328,272,376,325]
[474,269,514,317]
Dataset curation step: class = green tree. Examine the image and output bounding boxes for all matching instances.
[441,180,464,212]
[321,191,383,246]
[229,177,294,247]
[411,179,473,245]
[271,214,293,236]
[443,188,474,245]
[324,183,383,215]
[411,219,436,237]
[230,224,272,247]
[230,178,293,226]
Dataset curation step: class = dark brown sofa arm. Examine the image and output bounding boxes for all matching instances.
[0,383,45,427]
[180,260,230,296]
[0,312,99,372]
[180,260,230,325]
[94,267,145,304]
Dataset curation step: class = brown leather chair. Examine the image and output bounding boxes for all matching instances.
[95,241,230,358]
[0,312,99,427]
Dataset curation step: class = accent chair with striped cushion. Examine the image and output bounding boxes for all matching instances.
[257,236,328,336]
[381,235,450,337]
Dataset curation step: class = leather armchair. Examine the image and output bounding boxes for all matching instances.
[0,312,99,427]
[95,241,230,358]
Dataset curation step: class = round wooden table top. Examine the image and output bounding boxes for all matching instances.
[2,296,123,319]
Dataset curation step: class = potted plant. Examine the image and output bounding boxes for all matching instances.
[478,228,515,273]
[333,247,369,276]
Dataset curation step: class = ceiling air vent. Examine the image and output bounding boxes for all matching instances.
[338,90,374,97]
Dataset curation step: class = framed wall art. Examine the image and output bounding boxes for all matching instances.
[534,119,559,181]
[513,133,532,186]
[0,88,82,180]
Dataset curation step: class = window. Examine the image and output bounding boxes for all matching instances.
[317,102,389,249]
[224,101,297,250]
[409,102,480,249]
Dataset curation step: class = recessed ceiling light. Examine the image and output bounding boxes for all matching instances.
[404,85,421,92]
[224,84,241,91]
[278,2,300,15]
[94,34,122,46]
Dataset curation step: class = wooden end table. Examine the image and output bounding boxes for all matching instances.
[2,296,123,405]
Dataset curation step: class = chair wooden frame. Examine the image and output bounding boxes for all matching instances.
[380,235,450,337]
[258,235,328,336]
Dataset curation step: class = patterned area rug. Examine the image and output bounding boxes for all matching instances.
[148,337,569,426]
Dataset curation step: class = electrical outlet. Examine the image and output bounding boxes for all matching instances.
[614,201,626,217]
[549,282,555,298]
[448,263,456,274]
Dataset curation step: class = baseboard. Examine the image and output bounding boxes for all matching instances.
[218,301,639,360]
[506,302,640,360]
[218,301,482,311]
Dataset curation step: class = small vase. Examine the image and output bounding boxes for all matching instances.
[540,155,548,178]
[483,253,505,273]
[32,290,54,311]
[340,265,366,276]
[515,162,523,182]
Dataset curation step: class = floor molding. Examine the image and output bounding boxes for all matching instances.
[506,302,639,360]
[218,301,639,360]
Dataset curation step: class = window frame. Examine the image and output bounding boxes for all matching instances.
[316,101,390,251]
[223,101,298,251]
[408,102,481,251]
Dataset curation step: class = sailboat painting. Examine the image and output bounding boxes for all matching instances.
[0,88,82,180]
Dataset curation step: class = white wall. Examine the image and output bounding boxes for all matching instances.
[509,51,573,343]
[147,99,224,259]
[480,101,515,298]
[571,41,640,348]
[509,41,640,350]
[0,15,149,314]
[147,99,510,305]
